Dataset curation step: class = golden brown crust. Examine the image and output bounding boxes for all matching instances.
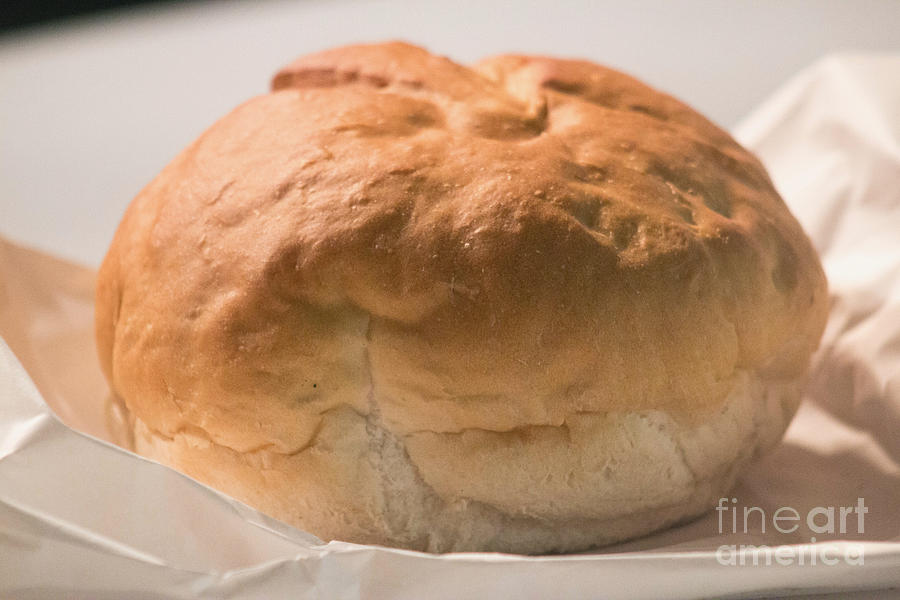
[96,42,828,552]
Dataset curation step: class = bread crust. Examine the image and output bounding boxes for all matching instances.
[96,42,828,553]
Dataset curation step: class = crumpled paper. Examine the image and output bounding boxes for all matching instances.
[2,54,899,599]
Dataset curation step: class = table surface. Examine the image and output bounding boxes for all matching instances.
[2,0,899,268]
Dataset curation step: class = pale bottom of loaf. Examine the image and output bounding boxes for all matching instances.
[132,369,802,554]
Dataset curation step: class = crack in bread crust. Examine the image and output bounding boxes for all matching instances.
[131,368,804,553]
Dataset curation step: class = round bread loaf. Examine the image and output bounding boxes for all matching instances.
[96,42,828,554]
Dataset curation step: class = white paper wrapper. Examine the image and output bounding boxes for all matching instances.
[2,54,899,599]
